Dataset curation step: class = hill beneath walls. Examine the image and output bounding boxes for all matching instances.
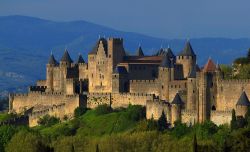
[0,15,250,96]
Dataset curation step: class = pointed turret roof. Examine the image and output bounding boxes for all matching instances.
[136,46,144,56]
[76,54,85,64]
[160,55,172,68]
[61,50,73,63]
[48,53,58,65]
[203,58,216,72]
[236,91,250,106]
[178,41,196,56]
[171,93,184,105]
[166,47,175,59]
[188,68,196,78]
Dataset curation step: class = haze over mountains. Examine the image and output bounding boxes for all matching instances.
[0,15,250,96]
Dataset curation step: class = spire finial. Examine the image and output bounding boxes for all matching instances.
[51,50,53,55]
[65,45,68,51]
[98,35,101,39]
[168,44,170,49]
[139,43,141,47]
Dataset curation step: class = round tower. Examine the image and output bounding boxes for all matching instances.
[171,93,184,125]
[236,91,250,117]
[176,41,196,78]
[59,50,73,92]
[46,53,58,92]
[187,68,197,110]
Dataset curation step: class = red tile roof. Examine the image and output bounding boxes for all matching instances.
[203,58,216,72]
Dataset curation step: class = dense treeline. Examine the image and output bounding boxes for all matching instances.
[1,105,250,152]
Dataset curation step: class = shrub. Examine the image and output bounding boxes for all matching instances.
[74,107,87,118]
[95,104,112,115]
[37,115,60,127]
[125,105,145,121]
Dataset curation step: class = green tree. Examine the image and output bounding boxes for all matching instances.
[96,144,99,152]
[95,104,112,115]
[37,114,60,127]
[0,125,17,152]
[193,133,198,152]
[157,111,168,131]
[231,109,237,130]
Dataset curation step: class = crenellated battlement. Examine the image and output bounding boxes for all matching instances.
[219,79,250,84]
[130,80,157,83]
[211,110,232,115]
[29,86,47,92]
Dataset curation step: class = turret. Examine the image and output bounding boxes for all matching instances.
[171,93,184,125]
[76,54,85,64]
[158,55,172,100]
[136,46,144,56]
[187,68,197,110]
[59,50,73,92]
[60,49,73,67]
[236,91,250,117]
[46,53,58,92]
[176,41,196,78]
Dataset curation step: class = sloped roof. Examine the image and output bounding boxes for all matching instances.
[48,54,58,65]
[114,66,127,74]
[171,93,184,105]
[188,68,196,78]
[61,50,73,63]
[89,38,108,55]
[203,58,216,72]
[76,54,85,64]
[136,46,144,56]
[236,91,250,106]
[196,64,201,72]
[216,64,221,71]
[178,41,196,56]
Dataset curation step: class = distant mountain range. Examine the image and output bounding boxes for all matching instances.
[0,15,250,96]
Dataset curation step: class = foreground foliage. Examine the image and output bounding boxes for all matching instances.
[1,105,250,152]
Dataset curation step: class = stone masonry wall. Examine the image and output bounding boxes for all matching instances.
[210,110,232,126]
[216,79,250,111]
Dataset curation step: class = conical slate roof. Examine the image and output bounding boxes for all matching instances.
[76,54,85,64]
[178,41,196,56]
[188,68,196,78]
[160,55,172,68]
[61,50,73,63]
[166,47,175,59]
[136,46,144,56]
[203,58,216,72]
[48,54,58,65]
[236,91,250,106]
[172,93,184,105]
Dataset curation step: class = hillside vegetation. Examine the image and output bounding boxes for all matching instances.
[0,105,250,152]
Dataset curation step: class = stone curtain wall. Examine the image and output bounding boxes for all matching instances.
[216,79,250,111]
[129,80,160,96]
[210,110,232,125]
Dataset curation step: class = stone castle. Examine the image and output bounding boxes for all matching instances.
[9,37,250,126]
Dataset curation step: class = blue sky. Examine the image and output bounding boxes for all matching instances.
[1,0,250,39]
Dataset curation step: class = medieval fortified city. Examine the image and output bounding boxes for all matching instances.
[8,37,250,127]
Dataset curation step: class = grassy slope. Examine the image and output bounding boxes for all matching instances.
[37,108,140,139]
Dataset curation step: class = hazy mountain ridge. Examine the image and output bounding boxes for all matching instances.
[0,15,250,96]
